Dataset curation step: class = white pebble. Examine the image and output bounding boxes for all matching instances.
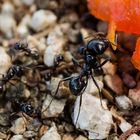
[10,135,27,140]
[2,2,15,15]
[10,117,27,134]
[44,26,66,67]
[30,10,57,32]
[40,124,61,140]
[127,134,140,140]
[73,93,113,139]
[42,94,66,118]
[119,121,132,132]
[0,14,16,38]
[0,47,11,76]
[21,0,34,6]
[115,95,133,110]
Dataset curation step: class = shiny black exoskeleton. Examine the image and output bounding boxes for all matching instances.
[45,33,111,124]
[14,42,39,60]
[0,65,24,93]
[11,99,34,115]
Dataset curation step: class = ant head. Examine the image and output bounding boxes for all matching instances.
[86,39,111,56]
[25,104,34,115]
[14,42,28,50]
[69,76,86,96]
[54,54,64,66]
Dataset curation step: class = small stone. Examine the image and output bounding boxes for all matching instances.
[0,47,11,76]
[40,124,61,140]
[0,113,10,126]
[42,94,66,118]
[23,131,37,138]
[0,132,7,139]
[39,125,49,136]
[102,61,116,75]
[75,135,88,140]
[2,2,15,15]
[0,14,16,38]
[50,77,70,98]
[62,134,74,140]
[119,121,132,132]
[10,135,27,140]
[30,10,57,32]
[122,72,136,88]
[129,88,140,106]
[10,117,27,134]
[127,134,140,140]
[21,0,34,6]
[104,74,123,95]
[115,95,133,110]
[85,77,104,96]
[73,93,113,139]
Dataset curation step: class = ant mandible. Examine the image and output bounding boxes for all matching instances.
[43,33,112,125]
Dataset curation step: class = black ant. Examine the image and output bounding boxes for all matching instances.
[0,65,24,93]
[14,41,39,60]
[43,33,113,125]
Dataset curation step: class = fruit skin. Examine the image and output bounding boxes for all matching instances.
[88,0,140,70]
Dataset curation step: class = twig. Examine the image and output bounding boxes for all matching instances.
[119,125,140,140]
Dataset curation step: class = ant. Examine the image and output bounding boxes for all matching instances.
[13,41,39,60]
[42,33,113,125]
[0,65,24,93]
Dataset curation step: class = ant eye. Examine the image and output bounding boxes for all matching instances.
[14,43,20,50]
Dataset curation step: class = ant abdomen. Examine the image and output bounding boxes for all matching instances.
[69,77,86,96]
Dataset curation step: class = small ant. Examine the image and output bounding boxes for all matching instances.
[14,42,39,60]
[43,33,112,125]
[0,65,24,93]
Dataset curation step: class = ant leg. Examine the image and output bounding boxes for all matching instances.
[84,32,105,40]
[75,94,82,126]
[90,74,107,110]
[75,77,88,125]
[42,76,73,113]
[72,58,82,68]
[96,57,111,68]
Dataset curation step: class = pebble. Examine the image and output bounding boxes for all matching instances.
[122,72,136,88]
[42,94,66,118]
[30,10,57,32]
[62,134,74,140]
[2,2,15,16]
[10,135,27,140]
[50,77,70,98]
[73,93,113,139]
[119,121,132,132]
[0,47,12,76]
[104,74,123,95]
[115,95,133,110]
[85,77,104,96]
[10,117,27,134]
[127,134,140,140]
[75,135,88,140]
[129,88,140,106]
[21,0,34,6]
[0,113,10,126]
[23,131,37,138]
[44,25,66,67]
[40,124,61,140]
[0,132,7,139]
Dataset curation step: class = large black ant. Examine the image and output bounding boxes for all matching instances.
[13,41,39,60]
[43,33,113,125]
